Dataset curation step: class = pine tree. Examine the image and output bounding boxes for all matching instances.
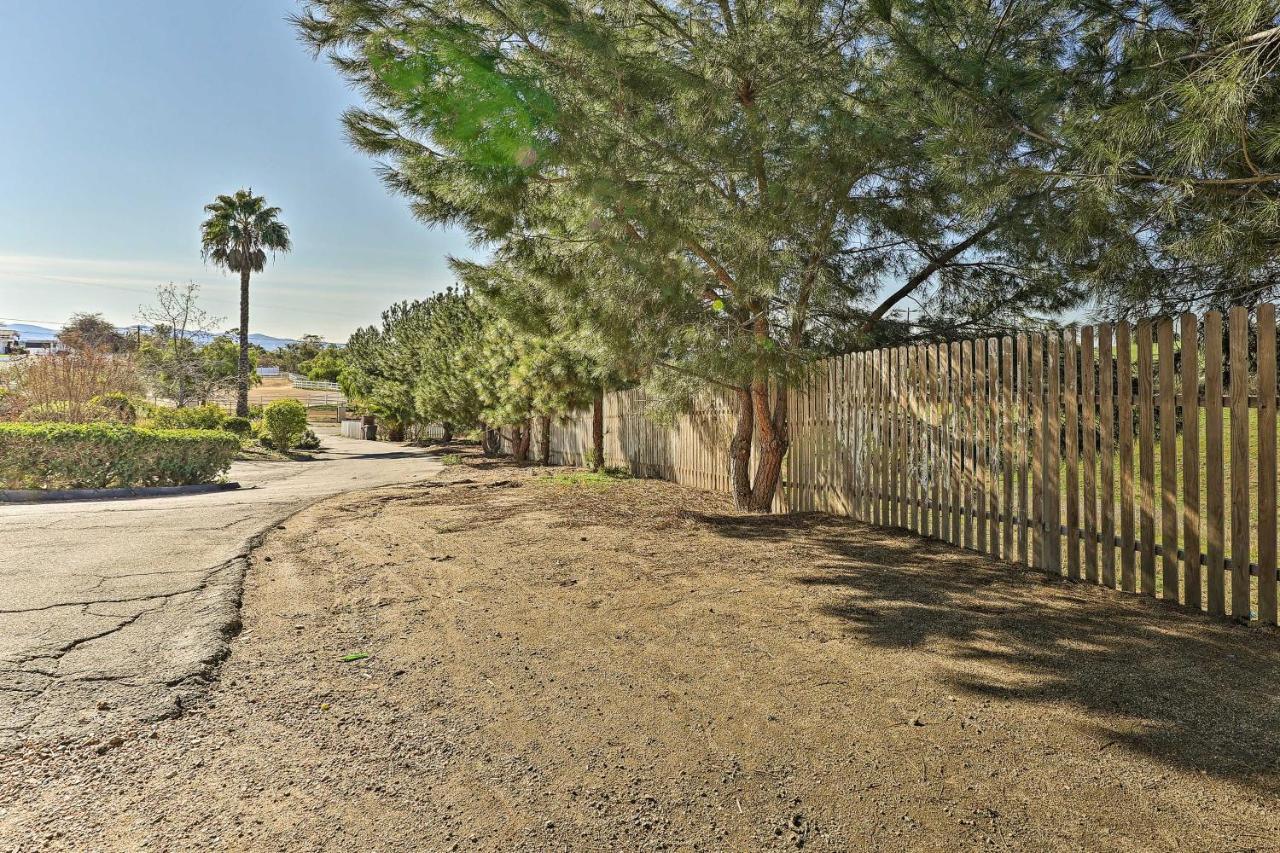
[300,1,1049,509]
[874,0,1280,315]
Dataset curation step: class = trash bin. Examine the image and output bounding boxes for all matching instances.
[361,415,377,441]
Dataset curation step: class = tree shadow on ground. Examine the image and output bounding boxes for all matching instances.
[683,510,1280,794]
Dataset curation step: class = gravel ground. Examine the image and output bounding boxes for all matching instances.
[2,453,1278,851]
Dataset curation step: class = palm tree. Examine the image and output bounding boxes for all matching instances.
[200,189,291,416]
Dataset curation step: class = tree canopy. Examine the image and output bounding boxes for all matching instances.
[297,0,1280,509]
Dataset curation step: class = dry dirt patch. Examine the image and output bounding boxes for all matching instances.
[2,455,1278,851]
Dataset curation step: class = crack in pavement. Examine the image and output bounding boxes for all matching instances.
[0,586,212,615]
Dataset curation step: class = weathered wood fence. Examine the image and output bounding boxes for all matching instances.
[531,306,1280,625]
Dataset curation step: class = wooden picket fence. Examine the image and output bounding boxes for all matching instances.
[524,305,1280,625]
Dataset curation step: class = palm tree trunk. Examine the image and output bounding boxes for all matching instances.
[237,267,251,417]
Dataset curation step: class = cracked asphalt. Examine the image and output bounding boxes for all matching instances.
[0,429,440,748]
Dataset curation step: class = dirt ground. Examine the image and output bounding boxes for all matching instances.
[2,453,1279,851]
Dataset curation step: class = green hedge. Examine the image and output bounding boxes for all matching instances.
[0,422,240,490]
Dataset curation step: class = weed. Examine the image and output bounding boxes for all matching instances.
[534,468,632,488]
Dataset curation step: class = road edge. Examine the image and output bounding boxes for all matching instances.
[0,483,241,504]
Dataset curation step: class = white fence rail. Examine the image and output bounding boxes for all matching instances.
[287,373,343,392]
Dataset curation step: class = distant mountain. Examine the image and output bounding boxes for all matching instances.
[2,322,60,342]
[247,333,301,351]
[0,322,302,351]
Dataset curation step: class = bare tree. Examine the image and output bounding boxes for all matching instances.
[136,281,222,407]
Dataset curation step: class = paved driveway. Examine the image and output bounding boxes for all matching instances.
[0,430,440,746]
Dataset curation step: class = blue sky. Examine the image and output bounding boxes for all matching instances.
[0,0,473,342]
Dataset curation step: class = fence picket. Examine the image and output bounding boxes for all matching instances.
[1030,335,1044,569]
[1018,334,1031,565]
[939,344,951,540]
[1046,334,1062,573]
[1099,325,1117,588]
[1065,329,1080,580]
[1081,326,1098,583]
[975,340,987,553]
[1259,305,1278,625]
[936,340,947,535]
[1002,337,1015,560]
[881,348,891,526]
[1158,318,1179,602]
[989,338,1002,557]
[1118,321,1137,593]
[951,341,963,545]
[1180,314,1202,610]
[907,346,917,527]
[1229,306,1251,620]
[861,351,872,521]
[1137,320,1156,597]
[901,345,911,525]
[960,340,972,548]
[1205,311,1226,617]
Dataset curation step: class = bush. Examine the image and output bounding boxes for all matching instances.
[20,401,113,424]
[223,416,252,435]
[150,403,227,430]
[262,399,308,452]
[0,422,239,489]
[7,349,144,419]
[89,392,138,424]
[295,428,321,450]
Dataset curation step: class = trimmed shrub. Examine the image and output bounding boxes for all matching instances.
[20,401,113,424]
[223,416,252,435]
[150,403,227,431]
[90,392,138,424]
[262,399,308,452]
[0,423,239,489]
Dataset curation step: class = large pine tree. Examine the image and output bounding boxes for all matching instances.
[298,0,1081,510]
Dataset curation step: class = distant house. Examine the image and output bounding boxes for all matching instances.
[0,328,19,354]
[11,327,67,356]
[25,338,68,356]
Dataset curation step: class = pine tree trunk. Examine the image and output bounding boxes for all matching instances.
[591,387,605,471]
[513,421,532,462]
[746,380,789,513]
[236,267,251,418]
[538,414,552,465]
[441,421,453,444]
[729,387,754,509]
[482,424,502,457]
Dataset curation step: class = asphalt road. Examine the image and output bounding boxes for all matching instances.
[0,429,440,747]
